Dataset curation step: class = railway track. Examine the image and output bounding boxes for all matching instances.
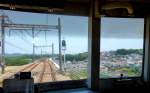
[22,63,39,72]
[38,62,46,83]
[6,62,41,79]
[37,59,57,83]
[1,58,58,84]
[47,60,56,81]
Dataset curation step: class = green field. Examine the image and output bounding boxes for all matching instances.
[5,56,32,66]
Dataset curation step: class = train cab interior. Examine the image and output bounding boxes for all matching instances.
[0,0,150,93]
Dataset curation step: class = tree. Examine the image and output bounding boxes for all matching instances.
[65,54,74,61]
[115,49,143,55]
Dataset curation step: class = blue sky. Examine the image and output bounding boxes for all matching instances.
[0,10,144,54]
[101,17,144,51]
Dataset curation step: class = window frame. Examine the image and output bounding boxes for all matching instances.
[0,3,149,91]
[0,8,89,91]
[99,16,146,79]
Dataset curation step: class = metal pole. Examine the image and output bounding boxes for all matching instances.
[32,28,35,62]
[1,15,5,74]
[63,51,66,71]
[52,43,54,60]
[58,18,62,72]
[41,48,42,57]
[62,39,66,72]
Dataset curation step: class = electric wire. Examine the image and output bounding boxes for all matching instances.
[5,40,30,52]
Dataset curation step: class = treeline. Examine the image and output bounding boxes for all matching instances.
[22,53,88,62]
[20,52,88,62]
[5,56,31,66]
[115,49,143,55]
[5,52,88,66]
[65,52,88,62]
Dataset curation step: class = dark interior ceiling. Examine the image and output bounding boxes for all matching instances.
[0,0,150,16]
[67,0,89,3]
[67,0,150,3]
[0,0,150,7]
[0,0,90,16]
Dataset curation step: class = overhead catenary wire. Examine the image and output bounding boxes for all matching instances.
[7,28,53,56]
[0,13,62,73]
[5,40,30,52]
[8,29,32,37]
[6,30,33,46]
[1,14,55,54]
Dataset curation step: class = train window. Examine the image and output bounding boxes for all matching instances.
[0,9,88,87]
[100,17,144,78]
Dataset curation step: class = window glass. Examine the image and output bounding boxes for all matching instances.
[100,17,144,78]
[0,10,88,87]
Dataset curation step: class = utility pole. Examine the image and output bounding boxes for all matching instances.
[32,27,35,62]
[0,15,5,74]
[41,48,43,57]
[62,39,66,71]
[58,18,62,72]
[34,45,52,59]
[52,43,54,60]
[0,15,62,73]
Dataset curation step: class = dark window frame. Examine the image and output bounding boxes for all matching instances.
[0,8,88,91]
[0,4,149,91]
[99,16,146,79]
